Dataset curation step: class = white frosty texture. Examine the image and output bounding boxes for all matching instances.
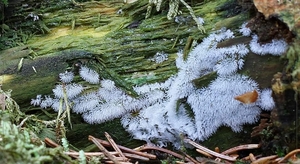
[256,88,275,110]
[121,103,197,148]
[239,22,251,36]
[59,71,74,83]
[52,83,84,99]
[250,35,288,56]
[72,92,100,114]
[51,99,62,112]
[40,96,55,109]
[74,79,168,124]
[187,74,261,140]
[121,28,269,147]
[31,95,42,106]
[31,28,278,149]
[79,66,100,84]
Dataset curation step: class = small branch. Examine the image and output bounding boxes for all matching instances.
[17,115,34,128]
[44,137,82,159]
[248,153,257,162]
[196,149,213,158]
[0,92,5,110]
[278,149,300,163]
[135,144,195,163]
[184,138,237,162]
[88,135,120,164]
[45,137,60,147]
[105,132,128,161]
[251,155,278,164]
[105,161,132,164]
[64,151,149,161]
[181,151,201,164]
[95,138,156,159]
[221,144,260,155]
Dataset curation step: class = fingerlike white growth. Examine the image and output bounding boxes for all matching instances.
[122,29,264,147]
[188,74,260,139]
[214,58,238,75]
[239,22,251,36]
[79,66,100,84]
[257,88,275,110]
[250,35,288,56]
[51,99,62,112]
[32,27,279,149]
[40,96,55,109]
[53,84,83,99]
[72,93,99,113]
[100,79,116,90]
[236,44,249,57]
[31,95,42,106]
[59,71,74,83]
[52,85,64,98]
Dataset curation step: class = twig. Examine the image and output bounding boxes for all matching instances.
[251,155,278,164]
[44,137,81,159]
[221,144,260,155]
[196,149,213,158]
[45,137,60,147]
[65,152,105,156]
[105,132,128,161]
[278,149,300,163]
[105,161,132,164]
[0,92,5,110]
[17,115,34,128]
[95,138,156,159]
[184,138,237,162]
[182,151,201,164]
[43,138,75,162]
[88,135,120,164]
[122,153,149,161]
[248,153,256,162]
[135,144,195,163]
[65,151,149,161]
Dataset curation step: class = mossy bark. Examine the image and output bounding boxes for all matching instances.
[1,0,250,106]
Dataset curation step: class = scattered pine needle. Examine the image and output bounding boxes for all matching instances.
[44,134,300,164]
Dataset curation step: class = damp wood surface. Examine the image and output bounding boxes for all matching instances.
[1,0,253,105]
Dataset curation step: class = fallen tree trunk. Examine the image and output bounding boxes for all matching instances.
[1,0,248,105]
[1,0,295,152]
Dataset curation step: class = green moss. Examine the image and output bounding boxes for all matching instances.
[0,89,76,164]
[0,117,52,164]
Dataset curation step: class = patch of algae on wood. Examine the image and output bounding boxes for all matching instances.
[26,0,237,83]
[1,49,94,105]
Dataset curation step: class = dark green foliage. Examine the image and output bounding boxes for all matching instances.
[1,0,8,6]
